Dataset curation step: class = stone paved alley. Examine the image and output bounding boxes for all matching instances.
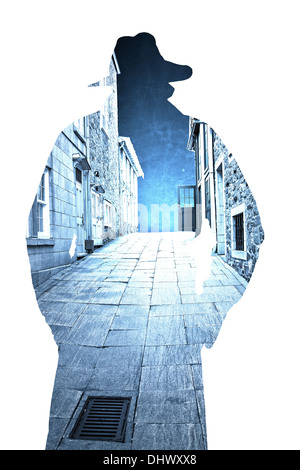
[35,232,247,450]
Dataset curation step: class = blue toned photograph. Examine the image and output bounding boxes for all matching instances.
[26,32,264,451]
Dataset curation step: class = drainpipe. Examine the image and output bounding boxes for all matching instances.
[85,116,94,252]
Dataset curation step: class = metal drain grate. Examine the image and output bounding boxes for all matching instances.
[70,396,131,442]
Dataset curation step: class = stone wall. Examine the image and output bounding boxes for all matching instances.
[213,132,264,281]
[89,58,120,243]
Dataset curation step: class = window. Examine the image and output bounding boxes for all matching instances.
[179,187,195,208]
[205,177,211,225]
[231,203,247,260]
[203,124,209,171]
[27,168,50,238]
[92,192,101,219]
[75,167,82,184]
[198,141,202,181]
[233,213,244,251]
[104,200,112,227]
[198,185,202,204]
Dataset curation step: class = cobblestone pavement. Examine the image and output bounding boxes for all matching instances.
[35,232,247,450]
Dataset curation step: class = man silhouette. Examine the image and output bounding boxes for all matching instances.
[27,32,263,450]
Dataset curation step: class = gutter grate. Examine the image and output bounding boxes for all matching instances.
[70,396,131,442]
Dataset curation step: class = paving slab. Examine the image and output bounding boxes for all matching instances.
[140,365,194,391]
[50,325,71,344]
[90,289,124,305]
[132,423,205,450]
[87,365,141,391]
[62,314,112,346]
[81,304,118,316]
[104,329,147,346]
[53,365,94,390]
[151,287,181,305]
[153,272,178,282]
[110,315,148,330]
[150,303,217,316]
[185,327,218,346]
[49,388,83,419]
[37,300,68,314]
[116,304,150,316]
[120,286,152,305]
[46,417,70,450]
[146,315,186,345]
[135,389,200,424]
[130,271,155,282]
[143,344,202,366]
[192,364,205,391]
[94,345,144,368]
[45,311,80,327]
[184,312,224,328]
[57,344,102,368]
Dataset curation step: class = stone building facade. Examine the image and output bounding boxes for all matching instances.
[88,53,121,245]
[187,118,264,281]
[26,53,142,288]
[118,136,144,235]
[213,132,264,280]
[26,116,91,287]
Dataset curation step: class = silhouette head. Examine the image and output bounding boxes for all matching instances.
[115,32,192,100]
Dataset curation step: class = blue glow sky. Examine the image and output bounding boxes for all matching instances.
[115,33,195,231]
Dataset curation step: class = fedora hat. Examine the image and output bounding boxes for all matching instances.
[115,32,192,84]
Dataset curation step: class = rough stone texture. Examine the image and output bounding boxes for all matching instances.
[213,132,264,281]
[89,59,120,243]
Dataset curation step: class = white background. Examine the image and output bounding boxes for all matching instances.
[1,0,299,450]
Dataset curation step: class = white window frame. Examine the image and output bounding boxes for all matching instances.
[37,168,50,238]
[231,202,247,260]
[92,191,102,220]
[27,168,50,239]
[104,199,112,228]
